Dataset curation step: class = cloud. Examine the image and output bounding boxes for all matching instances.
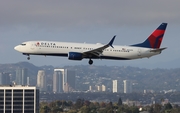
[0,0,180,30]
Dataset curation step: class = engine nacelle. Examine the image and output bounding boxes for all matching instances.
[68,52,83,60]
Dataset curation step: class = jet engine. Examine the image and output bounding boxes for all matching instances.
[68,52,83,60]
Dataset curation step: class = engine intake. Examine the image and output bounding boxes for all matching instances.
[68,52,83,60]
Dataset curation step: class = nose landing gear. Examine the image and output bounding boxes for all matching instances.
[27,54,30,60]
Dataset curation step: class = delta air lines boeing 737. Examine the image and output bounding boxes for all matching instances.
[14,23,167,65]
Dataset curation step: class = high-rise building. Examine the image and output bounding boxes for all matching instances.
[64,69,75,91]
[53,69,63,93]
[89,85,106,92]
[0,86,39,113]
[53,69,75,93]
[97,85,102,91]
[97,85,106,92]
[123,80,132,93]
[37,70,46,92]
[89,85,97,91]
[89,85,94,91]
[0,73,10,85]
[15,68,28,85]
[64,82,70,93]
[102,85,106,92]
[27,77,30,86]
[112,80,119,93]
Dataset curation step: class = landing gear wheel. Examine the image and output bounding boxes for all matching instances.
[89,59,93,65]
[27,56,30,60]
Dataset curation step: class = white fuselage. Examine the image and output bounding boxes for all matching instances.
[14,41,161,60]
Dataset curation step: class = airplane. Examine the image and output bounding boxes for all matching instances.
[14,23,167,65]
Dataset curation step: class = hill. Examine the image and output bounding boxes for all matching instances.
[0,62,180,92]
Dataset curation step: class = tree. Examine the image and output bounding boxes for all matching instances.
[74,98,84,109]
[51,106,63,113]
[118,105,125,113]
[100,102,106,108]
[98,108,107,113]
[153,104,162,113]
[79,106,90,113]
[165,103,173,110]
[89,102,96,110]
[40,105,50,113]
[67,100,73,107]
[67,109,78,113]
[171,107,180,113]
[94,102,100,108]
[117,97,123,106]
[84,100,91,106]
[130,106,139,113]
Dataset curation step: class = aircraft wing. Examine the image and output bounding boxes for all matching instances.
[150,47,167,52]
[83,36,116,57]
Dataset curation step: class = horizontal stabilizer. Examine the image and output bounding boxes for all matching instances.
[150,47,167,52]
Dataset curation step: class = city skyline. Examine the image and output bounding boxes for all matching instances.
[0,62,179,93]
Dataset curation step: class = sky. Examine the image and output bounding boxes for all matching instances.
[0,0,180,68]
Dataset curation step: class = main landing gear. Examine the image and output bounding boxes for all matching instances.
[88,59,93,65]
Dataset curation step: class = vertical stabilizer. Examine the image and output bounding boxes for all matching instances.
[132,23,167,48]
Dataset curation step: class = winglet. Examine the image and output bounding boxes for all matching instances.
[108,35,116,48]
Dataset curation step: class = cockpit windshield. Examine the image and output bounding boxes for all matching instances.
[21,44,26,46]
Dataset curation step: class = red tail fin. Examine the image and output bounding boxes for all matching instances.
[132,23,167,48]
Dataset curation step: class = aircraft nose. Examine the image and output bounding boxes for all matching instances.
[14,45,20,51]
[14,46,17,50]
